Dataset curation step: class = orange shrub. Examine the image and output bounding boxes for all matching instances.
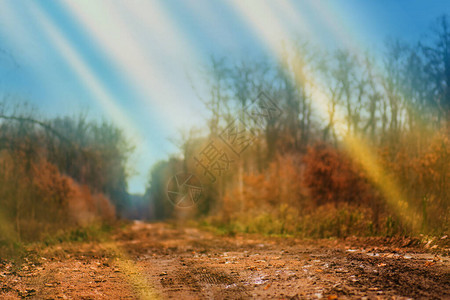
[378,129,449,233]
[302,143,376,207]
[226,154,306,211]
[66,178,116,226]
[0,152,115,241]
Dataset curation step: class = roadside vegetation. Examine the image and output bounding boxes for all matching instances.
[0,102,132,258]
[1,16,448,261]
[147,15,449,239]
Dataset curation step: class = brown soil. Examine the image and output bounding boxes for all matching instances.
[1,221,449,299]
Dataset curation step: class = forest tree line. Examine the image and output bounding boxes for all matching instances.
[0,103,132,244]
[146,15,449,237]
[0,15,448,248]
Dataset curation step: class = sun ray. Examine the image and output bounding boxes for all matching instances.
[227,0,418,230]
[61,0,203,131]
[27,2,153,158]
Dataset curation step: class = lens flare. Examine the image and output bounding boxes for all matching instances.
[227,0,419,230]
[61,0,202,131]
[28,3,149,152]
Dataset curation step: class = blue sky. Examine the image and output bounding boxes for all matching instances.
[0,0,448,194]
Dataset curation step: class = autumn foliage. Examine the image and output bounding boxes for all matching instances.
[302,143,376,207]
[207,126,449,238]
[0,107,130,246]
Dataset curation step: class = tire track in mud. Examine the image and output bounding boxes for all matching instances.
[126,248,251,299]
[3,222,446,299]
[115,222,450,299]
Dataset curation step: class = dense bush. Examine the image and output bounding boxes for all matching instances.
[302,143,376,207]
[0,107,129,247]
[210,129,448,237]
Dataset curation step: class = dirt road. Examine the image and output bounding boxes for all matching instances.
[1,221,449,299]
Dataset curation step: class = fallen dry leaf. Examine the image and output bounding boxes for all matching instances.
[424,261,435,267]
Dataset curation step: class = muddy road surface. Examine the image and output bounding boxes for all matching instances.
[1,221,449,299]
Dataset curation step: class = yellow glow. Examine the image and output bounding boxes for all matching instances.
[343,135,417,229]
[104,242,160,300]
[228,0,417,230]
